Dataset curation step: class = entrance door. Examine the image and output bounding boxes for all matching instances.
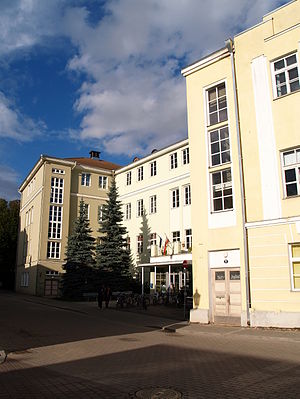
[212,268,241,324]
[44,279,59,297]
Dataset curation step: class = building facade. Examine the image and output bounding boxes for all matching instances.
[115,139,192,294]
[16,151,120,296]
[182,0,300,327]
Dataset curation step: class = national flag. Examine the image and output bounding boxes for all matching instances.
[163,237,170,255]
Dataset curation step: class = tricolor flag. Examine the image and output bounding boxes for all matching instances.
[163,237,170,255]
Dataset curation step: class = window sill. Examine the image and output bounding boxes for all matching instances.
[208,161,232,170]
[283,194,300,200]
[273,88,300,101]
[207,120,228,129]
[210,208,234,214]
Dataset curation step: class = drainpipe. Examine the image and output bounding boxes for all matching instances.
[225,38,251,325]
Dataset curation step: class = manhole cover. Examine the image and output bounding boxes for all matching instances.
[135,387,182,398]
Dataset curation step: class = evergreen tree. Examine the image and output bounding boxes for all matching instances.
[62,199,95,299]
[95,177,132,289]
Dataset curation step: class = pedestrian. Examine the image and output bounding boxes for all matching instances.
[105,286,111,308]
[98,284,105,309]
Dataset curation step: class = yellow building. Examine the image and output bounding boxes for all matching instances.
[16,151,120,297]
[182,0,300,327]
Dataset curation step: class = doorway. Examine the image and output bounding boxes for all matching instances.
[211,268,241,324]
[44,279,59,297]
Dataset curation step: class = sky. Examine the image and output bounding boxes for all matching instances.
[0,0,289,200]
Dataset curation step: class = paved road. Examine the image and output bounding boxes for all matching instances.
[0,291,299,398]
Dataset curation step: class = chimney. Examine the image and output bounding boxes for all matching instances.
[89,150,100,159]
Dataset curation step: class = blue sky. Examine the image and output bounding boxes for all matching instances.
[0,0,288,200]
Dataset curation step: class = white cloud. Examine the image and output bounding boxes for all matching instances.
[0,92,46,141]
[0,165,20,200]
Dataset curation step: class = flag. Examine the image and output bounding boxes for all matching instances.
[163,237,170,255]
[158,235,162,248]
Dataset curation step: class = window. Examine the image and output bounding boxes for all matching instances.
[150,195,157,214]
[272,53,300,98]
[290,244,300,290]
[83,204,90,219]
[282,148,300,197]
[185,229,192,250]
[126,236,131,251]
[172,231,180,242]
[98,205,104,223]
[150,161,157,177]
[209,126,231,166]
[184,185,191,205]
[182,148,190,165]
[137,199,144,217]
[21,272,29,287]
[125,203,131,220]
[50,177,64,204]
[127,171,132,186]
[137,167,143,181]
[48,205,62,239]
[47,241,61,259]
[211,169,233,211]
[170,153,178,169]
[171,188,180,208]
[207,83,227,126]
[99,176,108,189]
[81,173,91,186]
[150,233,157,246]
[137,234,143,254]
[52,168,65,174]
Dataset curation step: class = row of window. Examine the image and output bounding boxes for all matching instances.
[124,185,191,220]
[126,148,189,186]
[81,173,108,189]
[136,229,192,254]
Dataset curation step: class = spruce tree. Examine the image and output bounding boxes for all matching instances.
[95,177,132,289]
[62,199,95,299]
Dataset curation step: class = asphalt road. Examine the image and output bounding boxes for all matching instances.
[0,291,299,398]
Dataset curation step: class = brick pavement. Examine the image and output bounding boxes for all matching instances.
[0,292,299,398]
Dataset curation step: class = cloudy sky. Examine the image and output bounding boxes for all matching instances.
[0,0,288,199]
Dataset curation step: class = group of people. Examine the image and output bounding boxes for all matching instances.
[97,285,112,309]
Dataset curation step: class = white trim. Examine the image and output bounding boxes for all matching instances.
[119,172,190,200]
[181,48,229,77]
[70,193,107,201]
[76,164,114,174]
[265,22,300,42]
[246,216,300,229]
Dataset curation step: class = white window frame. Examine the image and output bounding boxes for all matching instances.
[210,168,233,212]
[81,173,91,187]
[185,229,192,250]
[50,177,64,204]
[208,125,231,167]
[126,171,132,186]
[182,147,190,165]
[84,203,90,220]
[137,199,144,217]
[170,153,178,169]
[149,195,157,214]
[206,82,228,126]
[172,231,180,242]
[52,168,65,174]
[271,52,300,98]
[99,175,108,189]
[150,161,157,177]
[47,241,61,259]
[125,203,131,220]
[48,205,62,239]
[21,271,29,287]
[184,185,191,206]
[150,233,157,247]
[289,243,300,291]
[171,188,180,208]
[281,147,300,198]
[137,166,144,182]
[137,234,143,254]
[98,205,104,223]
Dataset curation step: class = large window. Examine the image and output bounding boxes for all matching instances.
[182,147,190,165]
[99,176,108,189]
[171,188,180,208]
[170,153,178,169]
[137,166,144,181]
[150,161,157,177]
[126,171,132,186]
[185,229,192,250]
[184,185,191,205]
[50,177,64,204]
[81,173,91,187]
[125,203,131,220]
[150,195,157,214]
[47,241,61,259]
[207,83,227,126]
[282,148,300,197]
[211,169,233,211]
[209,126,230,166]
[290,244,300,291]
[48,205,62,239]
[272,53,300,98]
[137,199,144,217]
